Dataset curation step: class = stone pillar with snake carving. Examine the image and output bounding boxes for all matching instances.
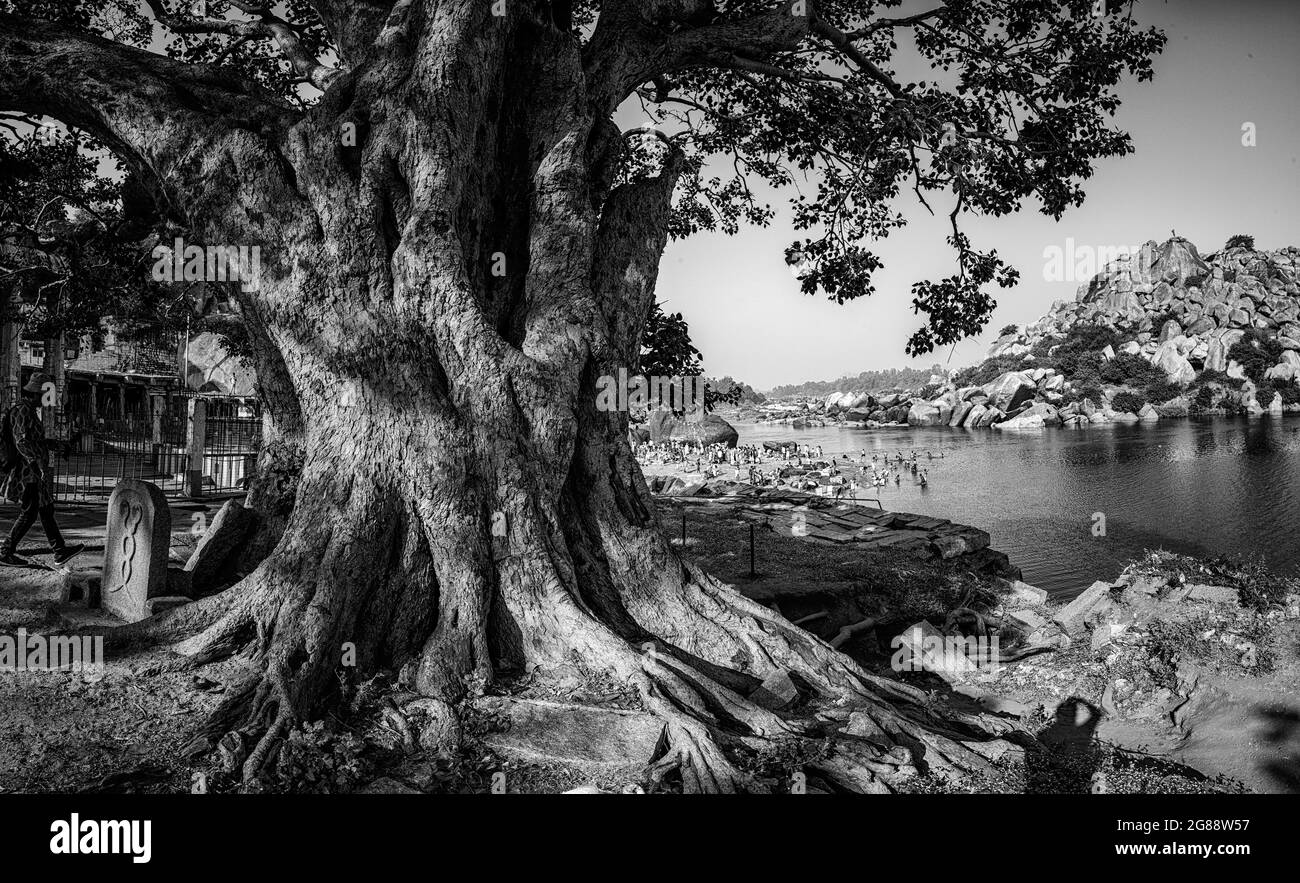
[101,479,171,623]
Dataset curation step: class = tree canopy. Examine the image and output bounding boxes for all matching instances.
[1,0,1166,356]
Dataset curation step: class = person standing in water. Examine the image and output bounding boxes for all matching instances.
[0,373,84,565]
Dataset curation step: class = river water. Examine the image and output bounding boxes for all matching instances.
[731,416,1300,598]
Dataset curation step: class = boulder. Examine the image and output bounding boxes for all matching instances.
[1091,623,1125,653]
[1001,579,1049,605]
[1264,362,1300,382]
[993,413,1045,430]
[184,499,258,594]
[1204,337,1228,373]
[1157,396,1190,417]
[644,409,739,447]
[1053,580,1114,637]
[906,401,944,427]
[1021,401,1060,422]
[1151,340,1195,385]
[948,401,972,428]
[1008,609,1047,632]
[983,371,1037,412]
[962,403,988,428]
[1151,236,1210,284]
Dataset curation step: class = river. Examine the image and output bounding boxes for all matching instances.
[731,416,1300,598]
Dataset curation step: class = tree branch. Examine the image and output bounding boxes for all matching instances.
[584,0,813,114]
[0,13,293,220]
[143,0,342,90]
[302,0,393,63]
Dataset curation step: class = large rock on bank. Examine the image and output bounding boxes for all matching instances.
[982,372,1037,413]
[644,409,739,447]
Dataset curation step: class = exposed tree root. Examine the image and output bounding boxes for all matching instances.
[90,580,254,657]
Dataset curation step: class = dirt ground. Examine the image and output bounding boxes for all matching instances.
[0,493,1292,794]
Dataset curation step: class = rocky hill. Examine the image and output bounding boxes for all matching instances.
[966,236,1300,426]
[767,237,1300,430]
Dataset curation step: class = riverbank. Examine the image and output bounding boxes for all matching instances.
[656,488,1300,792]
[692,416,1300,596]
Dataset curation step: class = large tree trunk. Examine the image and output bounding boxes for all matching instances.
[30,2,1018,792]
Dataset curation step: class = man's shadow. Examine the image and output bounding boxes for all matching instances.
[1256,706,1300,793]
[1026,696,1103,794]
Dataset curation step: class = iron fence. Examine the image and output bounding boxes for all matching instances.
[0,384,261,501]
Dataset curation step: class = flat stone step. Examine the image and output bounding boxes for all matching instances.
[476,697,664,769]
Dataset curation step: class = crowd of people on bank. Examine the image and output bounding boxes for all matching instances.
[634,437,941,499]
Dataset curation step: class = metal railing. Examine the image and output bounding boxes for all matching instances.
[0,384,261,501]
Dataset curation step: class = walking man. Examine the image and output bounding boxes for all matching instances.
[0,373,84,565]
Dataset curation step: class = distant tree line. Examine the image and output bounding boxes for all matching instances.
[767,366,942,399]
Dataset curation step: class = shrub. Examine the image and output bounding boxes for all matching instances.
[1198,368,1244,389]
[1144,380,1183,405]
[1257,386,1277,408]
[1030,335,1059,359]
[1184,273,1206,288]
[1273,379,1300,405]
[1070,354,1105,391]
[1225,234,1255,251]
[1046,324,1120,377]
[1227,329,1283,384]
[1072,386,1103,406]
[952,354,1027,388]
[1189,385,1216,414]
[1110,391,1146,414]
[997,323,1019,337]
[1100,352,1167,387]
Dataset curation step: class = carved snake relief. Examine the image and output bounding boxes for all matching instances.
[110,500,144,594]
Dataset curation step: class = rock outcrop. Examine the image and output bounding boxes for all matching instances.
[752,239,1298,430]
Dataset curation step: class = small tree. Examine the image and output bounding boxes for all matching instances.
[1225,234,1255,251]
[1227,329,1283,384]
[1110,391,1146,414]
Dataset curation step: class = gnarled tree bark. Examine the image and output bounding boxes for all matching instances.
[1,1,1022,792]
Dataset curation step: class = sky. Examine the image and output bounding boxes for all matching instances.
[647,0,1300,391]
